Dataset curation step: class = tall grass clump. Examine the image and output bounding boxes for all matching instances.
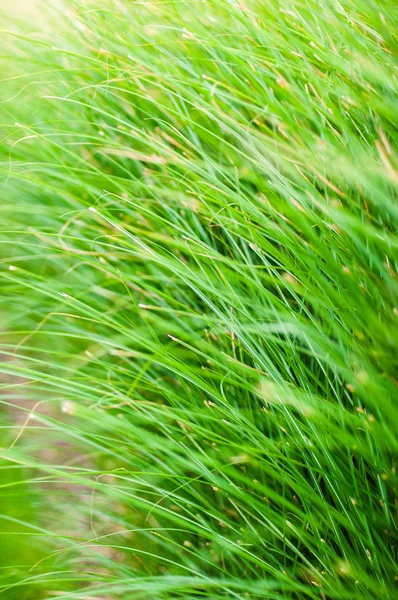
[0,0,397,598]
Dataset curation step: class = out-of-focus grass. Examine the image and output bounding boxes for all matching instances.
[0,0,397,598]
[2,0,43,22]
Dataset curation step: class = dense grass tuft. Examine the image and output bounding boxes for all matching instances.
[0,1,397,598]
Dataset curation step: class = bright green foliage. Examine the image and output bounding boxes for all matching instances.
[0,0,397,598]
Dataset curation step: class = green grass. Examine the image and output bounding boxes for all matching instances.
[0,0,397,598]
